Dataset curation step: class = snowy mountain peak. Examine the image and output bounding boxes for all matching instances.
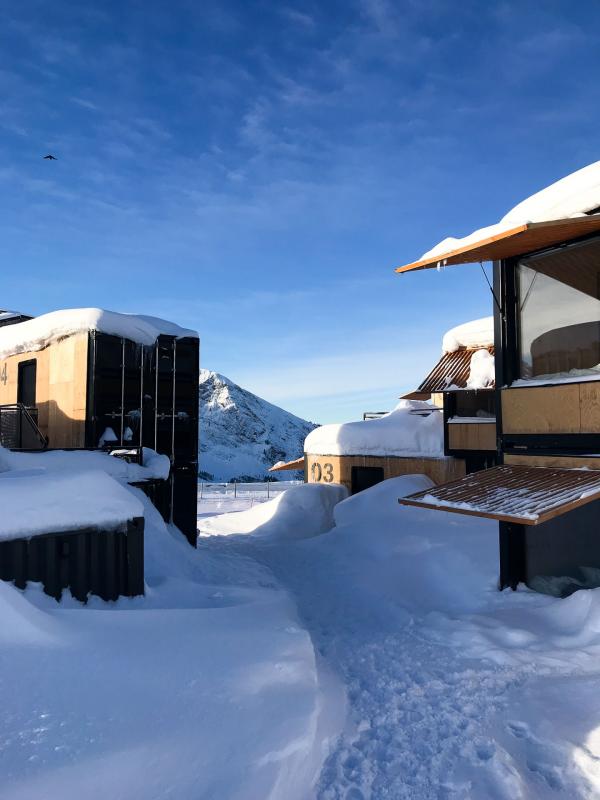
[199,370,317,481]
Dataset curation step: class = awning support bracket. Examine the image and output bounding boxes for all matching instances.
[479,262,504,320]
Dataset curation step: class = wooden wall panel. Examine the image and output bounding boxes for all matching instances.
[305,453,466,494]
[48,334,88,448]
[0,333,88,448]
[447,422,496,451]
[504,453,600,471]
[502,382,600,435]
[501,386,581,434]
[579,382,600,432]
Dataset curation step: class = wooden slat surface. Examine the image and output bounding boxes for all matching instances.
[395,216,600,274]
[399,464,600,525]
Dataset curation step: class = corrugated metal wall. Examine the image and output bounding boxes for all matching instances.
[0,518,144,602]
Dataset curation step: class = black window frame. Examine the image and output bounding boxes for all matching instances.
[497,232,600,458]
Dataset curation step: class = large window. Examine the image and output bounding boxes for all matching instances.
[517,238,600,381]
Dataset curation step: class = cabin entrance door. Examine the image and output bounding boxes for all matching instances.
[351,466,384,494]
[17,360,36,408]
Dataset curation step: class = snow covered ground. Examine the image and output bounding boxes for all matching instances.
[199,478,600,799]
[4,469,600,798]
[0,462,338,800]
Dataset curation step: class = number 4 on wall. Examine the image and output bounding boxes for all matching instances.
[0,364,6,386]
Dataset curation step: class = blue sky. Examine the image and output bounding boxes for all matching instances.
[1,0,600,423]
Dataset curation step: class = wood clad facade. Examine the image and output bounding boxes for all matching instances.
[502,383,600,435]
[305,452,466,494]
[447,421,496,451]
[0,333,88,447]
[504,453,600,470]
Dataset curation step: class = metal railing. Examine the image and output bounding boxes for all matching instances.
[0,404,47,450]
[198,480,302,500]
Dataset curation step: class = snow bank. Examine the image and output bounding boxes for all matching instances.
[0,307,198,359]
[442,316,494,353]
[304,399,444,457]
[466,348,495,389]
[0,470,143,540]
[333,473,434,527]
[0,479,341,800]
[199,483,348,540]
[422,160,600,262]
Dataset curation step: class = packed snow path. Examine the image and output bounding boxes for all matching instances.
[200,479,600,799]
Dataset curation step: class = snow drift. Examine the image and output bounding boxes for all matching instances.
[0,454,341,800]
[199,483,347,540]
[200,477,600,798]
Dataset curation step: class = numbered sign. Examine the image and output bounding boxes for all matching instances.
[310,461,334,483]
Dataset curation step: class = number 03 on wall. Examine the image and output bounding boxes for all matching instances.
[311,462,334,483]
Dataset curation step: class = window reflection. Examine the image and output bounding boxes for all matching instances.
[517,239,600,381]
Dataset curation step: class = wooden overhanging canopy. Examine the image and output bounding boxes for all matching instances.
[396,216,600,274]
[399,464,600,526]
[269,457,305,472]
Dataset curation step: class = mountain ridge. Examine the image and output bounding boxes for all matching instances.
[199,369,317,481]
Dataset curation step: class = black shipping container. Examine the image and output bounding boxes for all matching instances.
[0,518,144,602]
[86,333,199,546]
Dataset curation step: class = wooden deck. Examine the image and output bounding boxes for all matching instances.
[399,464,600,525]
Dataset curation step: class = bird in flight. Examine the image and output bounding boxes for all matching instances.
[43,154,57,160]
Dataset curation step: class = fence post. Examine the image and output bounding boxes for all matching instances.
[234,481,237,499]
[267,480,270,499]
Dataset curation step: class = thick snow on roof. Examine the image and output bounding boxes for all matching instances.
[422,160,600,261]
[0,470,143,541]
[442,316,494,353]
[0,445,170,482]
[0,307,198,359]
[465,348,495,390]
[304,400,444,457]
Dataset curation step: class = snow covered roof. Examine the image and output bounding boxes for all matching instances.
[0,470,143,541]
[0,308,198,360]
[397,161,600,272]
[304,400,444,458]
[442,317,493,353]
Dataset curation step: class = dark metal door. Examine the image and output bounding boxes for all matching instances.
[351,466,384,494]
[17,360,36,407]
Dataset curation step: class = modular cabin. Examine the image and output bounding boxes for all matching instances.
[396,160,600,595]
[0,309,199,546]
[301,397,464,496]
[271,317,496,494]
[405,316,498,474]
